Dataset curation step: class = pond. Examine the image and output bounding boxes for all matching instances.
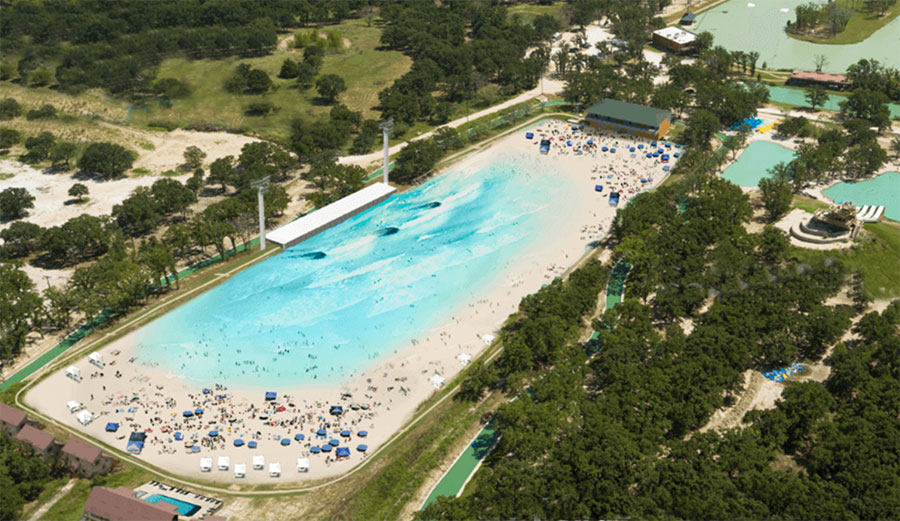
[693,0,900,73]
[824,172,900,221]
[722,140,796,187]
[766,85,900,119]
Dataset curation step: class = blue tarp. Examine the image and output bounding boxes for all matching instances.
[234,439,244,447]
[336,447,351,458]
[357,444,368,452]
[265,392,276,400]
[174,432,183,441]
[105,422,119,432]
[281,438,290,446]
[310,446,321,454]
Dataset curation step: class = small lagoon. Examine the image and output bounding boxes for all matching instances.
[722,141,795,187]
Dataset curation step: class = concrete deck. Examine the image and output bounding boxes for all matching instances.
[268,183,397,249]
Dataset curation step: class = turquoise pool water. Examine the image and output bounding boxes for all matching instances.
[144,494,201,516]
[824,172,900,221]
[693,0,900,73]
[136,150,577,388]
[766,86,900,119]
[722,141,796,187]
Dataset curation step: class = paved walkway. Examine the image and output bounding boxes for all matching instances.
[27,478,76,521]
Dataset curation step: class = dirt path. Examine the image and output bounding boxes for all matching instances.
[28,478,76,521]
[700,370,766,433]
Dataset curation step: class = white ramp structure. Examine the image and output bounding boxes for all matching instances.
[267,183,396,249]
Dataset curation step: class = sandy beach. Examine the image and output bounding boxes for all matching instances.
[24,119,674,484]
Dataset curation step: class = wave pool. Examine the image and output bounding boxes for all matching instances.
[722,141,796,187]
[136,150,578,388]
[824,172,900,221]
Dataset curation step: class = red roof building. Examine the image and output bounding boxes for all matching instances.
[62,437,114,478]
[0,403,27,435]
[83,487,177,521]
[787,70,851,90]
[15,425,56,452]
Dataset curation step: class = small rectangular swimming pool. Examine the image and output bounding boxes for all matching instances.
[144,494,201,516]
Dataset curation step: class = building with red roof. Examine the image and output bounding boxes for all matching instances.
[83,487,178,521]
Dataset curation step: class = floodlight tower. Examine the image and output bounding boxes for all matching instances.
[251,176,270,250]
[379,119,393,184]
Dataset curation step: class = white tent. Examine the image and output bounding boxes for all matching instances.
[481,334,496,345]
[67,400,84,413]
[217,456,230,470]
[88,352,103,367]
[457,353,472,366]
[252,455,265,469]
[234,463,246,478]
[75,410,93,426]
[200,458,212,472]
[269,462,281,477]
[297,458,309,473]
[430,373,446,389]
[65,366,81,381]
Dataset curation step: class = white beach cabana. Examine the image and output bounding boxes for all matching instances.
[217,456,230,470]
[67,400,84,413]
[430,373,446,389]
[252,455,265,470]
[76,410,93,425]
[66,366,81,381]
[269,462,281,477]
[200,458,212,472]
[481,334,496,345]
[297,458,309,473]
[457,353,472,366]
[88,352,104,367]
[234,463,246,478]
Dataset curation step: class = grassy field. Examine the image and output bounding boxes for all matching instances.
[786,0,900,45]
[507,2,565,23]
[129,20,411,140]
[791,221,900,300]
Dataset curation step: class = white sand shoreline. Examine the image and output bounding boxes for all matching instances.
[25,119,674,484]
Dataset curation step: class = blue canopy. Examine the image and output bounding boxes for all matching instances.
[663,166,671,171]
[350,404,360,410]
[248,441,258,449]
[357,444,368,452]
[105,422,119,432]
[320,444,333,452]
[661,154,670,160]
[295,433,305,440]
[194,408,203,415]
[191,445,201,453]
[329,406,343,416]
[317,429,327,437]
[202,388,211,394]
[174,432,183,441]
[594,185,603,192]
[234,439,244,447]
[336,447,351,458]
[358,431,368,437]
[208,430,218,437]
[182,411,193,417]
[525,132,534,139]
[340,430,351,437]
[126,440,144,453]
[310,446,322,454]
[329,439,340,446]
[265,392,277,400]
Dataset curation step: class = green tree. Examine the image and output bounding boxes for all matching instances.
[183,145,206,169]
[315,74,347,104]
[207,156,235,193]
[140,236,178,289]
[153,78,191,99]
[29,69,53,87]
[758,176,793,221]
[839,88,891,130]
[681,109,720,150]
[0,187,35,221]
[43,285,75,330]
[0,262,42,361]
[0,98,22,120]
[844,140,887,179]
[0,221,43,258]
[78,142,136,179]
[0,62,16,81]
[392,139,442,183]
[776,116,809,138]
[804,85,827,111]
[25,104,56,120]
[150,178,196,218]
[22,132,55,163]
[112,187,161,236]
[279,58,300,79]
[246,69,272,93]
[68,183,89,202]
[49,141,77,169]
[186,168,204,195]
[164,223,194,261]
[0,127,21,148]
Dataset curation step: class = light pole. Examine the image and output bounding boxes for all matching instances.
[379,119,393,184]
[251,176,270,251]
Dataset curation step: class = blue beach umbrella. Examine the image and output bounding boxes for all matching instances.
[340,430,351,438]
[295,433,305,441]
[329,439,340,446]
[646,153,652,158]
[674,152,681,158]
[602,146,608,152]
[638,144,644,149]
[194,408,203,415]
[629,147,635,152]
[316,429,327,438]
[663,166,671,171]
[208,430,218,437]
[234,439,244,447]
[183,411,193,417]
[357,444,368,452]
[320,444,333,453]
[665,143,672,148]
[174,432,183,441]
[358,431,368,437]
[248,441,258,449]
[610,148,616,153]
[191,445,201,453]
[202,389,211,395]
[310,446,321,454]
[281,438,290,446]
[651,141,657,147]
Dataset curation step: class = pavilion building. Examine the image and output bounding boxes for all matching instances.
[584,99,672,140]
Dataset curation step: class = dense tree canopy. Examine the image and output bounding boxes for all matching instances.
[78,142,136,179]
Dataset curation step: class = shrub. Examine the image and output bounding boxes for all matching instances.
[0,98,22,120]
[25,104,57,120]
